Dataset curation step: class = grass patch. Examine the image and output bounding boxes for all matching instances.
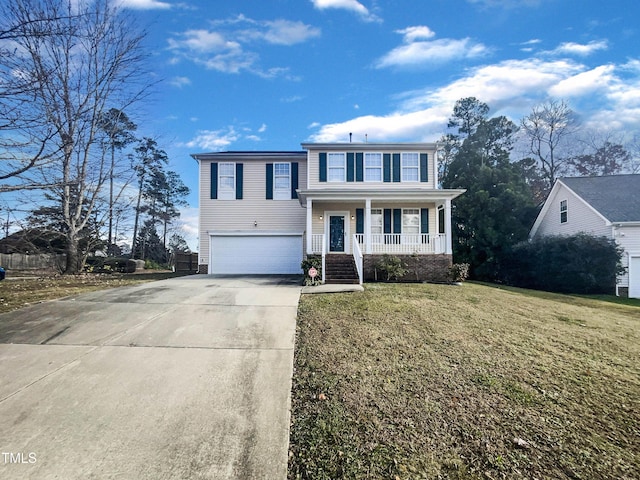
[0,272,185,314]
[288,282,640,479]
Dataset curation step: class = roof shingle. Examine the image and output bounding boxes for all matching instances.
[561,174,640,223]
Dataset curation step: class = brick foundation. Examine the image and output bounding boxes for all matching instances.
[617,286,629,298]
[198,264,208,274]
[363,254,452,283]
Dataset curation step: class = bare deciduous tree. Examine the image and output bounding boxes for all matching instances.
[2,0,150,273]
[520,99,579,192]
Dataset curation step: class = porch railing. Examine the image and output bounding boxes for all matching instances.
[354,233,446,254]
[311,233,446,255]
[352,234,363,285]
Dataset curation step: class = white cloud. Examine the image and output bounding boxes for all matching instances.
[549,40,608,57]
[261,20,321,45]
[376,36,490,69]
[169,76,191,88]
[397,26,436,43]
[185,127,239,151]
[310,58,591,142]
[467,0,542,7]
[116,0,172,10]
[549,65,616,97]
[167,16,319,77]
[258,123,267,133]
[311,0,380,22]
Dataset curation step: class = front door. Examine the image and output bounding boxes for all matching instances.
[329,215,345,252]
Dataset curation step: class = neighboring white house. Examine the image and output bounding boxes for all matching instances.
[193,143,465,283]
[529,175,640,298]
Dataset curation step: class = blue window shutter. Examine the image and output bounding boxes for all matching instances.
[383,154,391,182]
[355,153,363,182]
[393,208,402,233]
[346,153,355,182]
[266,163,273,199]
[420,153,428,182]
[383,209,392,234]
[421,208,429,234]
[319,152,327,182]
[235,163,243,200]
[356,208,364,234]
[210,162,218,199]
[392,153,401,182]
[291,162,299,199]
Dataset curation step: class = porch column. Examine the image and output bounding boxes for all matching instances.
[365,198,372,254]
[306,197,313,254]
[444,198,452,255]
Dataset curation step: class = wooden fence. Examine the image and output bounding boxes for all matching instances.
[173,252,199,274]
[0,253,66,270]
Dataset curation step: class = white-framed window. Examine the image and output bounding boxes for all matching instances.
[402,208,420,235]
[401,153,419,182]
[371,209,383,234]
[364,153,382,182]
[273,162,291,200]
[218,162,235,200]
[328,152,346,182]
[560,199,568,223]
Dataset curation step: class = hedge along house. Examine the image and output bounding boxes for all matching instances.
[194,143,465,283]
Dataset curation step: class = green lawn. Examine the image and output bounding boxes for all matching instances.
[288,282,640,479]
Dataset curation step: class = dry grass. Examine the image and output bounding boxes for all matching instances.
[288,282,640,480]
[0,272,184,314]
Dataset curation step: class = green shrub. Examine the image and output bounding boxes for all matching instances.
[501,234,624,294]
[375,255,408,282]
[301,256,322,286]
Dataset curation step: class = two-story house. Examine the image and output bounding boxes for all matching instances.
[529,174,640,298]
[193,143,465,283]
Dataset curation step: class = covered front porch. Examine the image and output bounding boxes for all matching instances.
[297,188,465,284]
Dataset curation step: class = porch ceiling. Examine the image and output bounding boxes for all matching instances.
[296,187,466,206]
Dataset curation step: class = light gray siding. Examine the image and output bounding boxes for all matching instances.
[534,183,610,238]
[198,158,307,266]
[615,226,640,288]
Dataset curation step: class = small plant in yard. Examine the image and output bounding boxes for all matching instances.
[449,263,470,283]
[301,256,322,286]
[374,254,407,281]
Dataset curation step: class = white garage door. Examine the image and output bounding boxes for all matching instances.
[630,256,640,299]
[210,234,303,274]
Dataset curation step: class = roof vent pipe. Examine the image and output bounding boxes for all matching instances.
[349,132,352,143]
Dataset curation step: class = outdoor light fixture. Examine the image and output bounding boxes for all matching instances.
[351,215,355,220]
[319,215,323,220]
[254,220,257,227]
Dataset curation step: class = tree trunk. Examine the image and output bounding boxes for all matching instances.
[64,230,80,274]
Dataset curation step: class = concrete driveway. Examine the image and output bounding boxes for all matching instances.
[0,275,301,479]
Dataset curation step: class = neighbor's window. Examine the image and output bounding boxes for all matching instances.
[218,162,235,200]
[328,153,346,182]
[402,208,420,235]
[364,153,382,182]
[274,162,291,200]
[401,153,419,182]
[560,199,568,223]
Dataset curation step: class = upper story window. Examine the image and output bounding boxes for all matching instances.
[218,162,235,200]
[401,153,419,182]
[328,153,346,182]
[274,162,291,200]
[560,199,568,223]
[364,153,382,182]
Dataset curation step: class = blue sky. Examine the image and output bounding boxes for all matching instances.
[117,0,640,250]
